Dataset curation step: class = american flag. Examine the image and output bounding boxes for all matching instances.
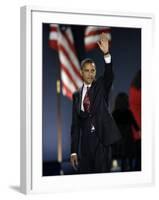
[49,24,83,100]
[84,26,111,51]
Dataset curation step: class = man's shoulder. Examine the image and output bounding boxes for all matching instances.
[73,87,82,98]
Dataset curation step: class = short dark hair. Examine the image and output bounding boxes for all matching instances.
[80,58,96,70]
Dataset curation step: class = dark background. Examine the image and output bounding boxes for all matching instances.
[42,24,141,167]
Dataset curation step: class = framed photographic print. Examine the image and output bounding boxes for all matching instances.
[20,6,154,194]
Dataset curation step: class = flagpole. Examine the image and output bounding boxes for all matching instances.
[56,80,63,174]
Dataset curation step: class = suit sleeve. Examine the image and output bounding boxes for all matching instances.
[71,93,80,154]
[103,61,114,96]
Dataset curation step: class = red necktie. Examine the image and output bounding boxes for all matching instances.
[83,87,90,112]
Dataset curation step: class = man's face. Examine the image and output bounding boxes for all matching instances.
[81,62,96,85]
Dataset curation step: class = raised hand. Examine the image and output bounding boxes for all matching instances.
[97,32,109,54]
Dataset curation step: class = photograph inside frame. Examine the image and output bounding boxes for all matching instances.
[42,23,141,176]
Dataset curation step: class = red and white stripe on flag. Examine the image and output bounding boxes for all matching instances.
[84,26,111,51]
[49,24,83,100]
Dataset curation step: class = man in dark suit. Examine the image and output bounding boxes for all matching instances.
[70,33,121,174]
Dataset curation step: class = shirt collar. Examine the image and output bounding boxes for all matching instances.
[83,82,91,88]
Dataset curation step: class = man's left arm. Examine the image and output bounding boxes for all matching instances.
[98,33,114,92]
[103,53,114,93]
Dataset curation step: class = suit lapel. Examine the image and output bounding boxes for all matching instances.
[88,80,96,111]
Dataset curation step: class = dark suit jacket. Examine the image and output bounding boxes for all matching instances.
[71,61,121,154]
